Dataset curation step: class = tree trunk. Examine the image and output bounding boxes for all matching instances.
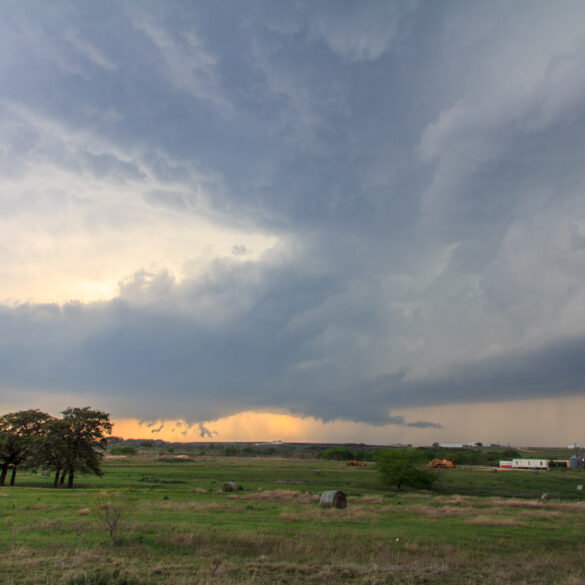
[67,469,75,489]
[10,466,16,486]
[54,468,61,488]
[0,464,7,486]
[60,469,66,485]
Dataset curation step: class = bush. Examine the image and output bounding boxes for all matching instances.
[93,491,135,546]
[317,447,354,460]
[375,448,436,491]
[110,446,138,456]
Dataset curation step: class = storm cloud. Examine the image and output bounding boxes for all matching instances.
[2,1,585,433]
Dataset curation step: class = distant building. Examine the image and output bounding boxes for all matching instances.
[438,442,482,448]
[500,458,549,469]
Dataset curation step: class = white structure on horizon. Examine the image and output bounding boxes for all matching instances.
[500,458,549,469]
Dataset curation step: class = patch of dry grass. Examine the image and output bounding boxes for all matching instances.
[434,495,474,506]
[153,500,233,512]
[356,495,384,504]
[278,511,299,522]
[228,489,319,504]
[518,509,562,520]
[408,504,474,518]
[464,515,528,527]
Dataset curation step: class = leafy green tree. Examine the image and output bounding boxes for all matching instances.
[0,409,53,486]
[59,407,112,488]
[375,448,436,491]
[38,418,71,487]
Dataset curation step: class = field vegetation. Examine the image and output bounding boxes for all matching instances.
[2,445,585,585]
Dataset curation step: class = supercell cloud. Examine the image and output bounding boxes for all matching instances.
[2,1,585,433]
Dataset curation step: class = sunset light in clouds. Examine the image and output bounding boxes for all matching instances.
[113,395,585,447]
[3,2,585,446]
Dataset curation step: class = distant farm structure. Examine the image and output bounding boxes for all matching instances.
[500,459,549,470]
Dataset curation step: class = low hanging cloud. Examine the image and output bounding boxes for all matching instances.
[1,255,584,428]
[198,423,217,439]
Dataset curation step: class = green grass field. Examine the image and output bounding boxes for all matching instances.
[2,454,585,585]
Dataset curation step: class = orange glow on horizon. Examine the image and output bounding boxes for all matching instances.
[111,395,585,447]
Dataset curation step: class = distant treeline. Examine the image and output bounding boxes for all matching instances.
[109,439,522,467]
[0,407,111,488]
[315,445,521,466]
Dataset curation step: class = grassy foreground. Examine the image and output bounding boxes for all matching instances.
[2,455,585,585]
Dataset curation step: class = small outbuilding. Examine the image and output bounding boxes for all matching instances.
[500,459,549,469]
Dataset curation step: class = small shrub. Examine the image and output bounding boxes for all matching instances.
[93,491,135,546]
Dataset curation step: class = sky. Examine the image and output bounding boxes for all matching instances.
[2,1,585,446]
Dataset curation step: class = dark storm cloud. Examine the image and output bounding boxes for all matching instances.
[363,336,585,410]
[2,2,585,428]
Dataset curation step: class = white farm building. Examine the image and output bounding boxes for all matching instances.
[499,458,549,470]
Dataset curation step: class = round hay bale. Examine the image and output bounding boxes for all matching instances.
[223,481,238,492]
[320,490,347,509]
[540,493,552,501]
